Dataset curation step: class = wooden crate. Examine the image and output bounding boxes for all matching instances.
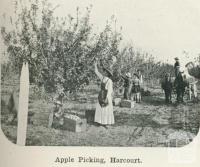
[120,100,135,108]
[113,98,121,106]
[62,115,87,132]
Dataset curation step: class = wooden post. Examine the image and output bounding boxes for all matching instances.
[17,62,29,145]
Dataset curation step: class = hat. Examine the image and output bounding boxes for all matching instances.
[174,57,179,60]
[59,92,65,97]
[133,73,139,78]
[112,56,117,63]
[54,100,62,105]
[126,72,131,78]
[165,73,170,77]
[103,68,113,79]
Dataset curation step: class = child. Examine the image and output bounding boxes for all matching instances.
[132,73,141,103]
[48,93,64,128]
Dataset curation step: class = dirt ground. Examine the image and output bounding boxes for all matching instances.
[1,83,200,147]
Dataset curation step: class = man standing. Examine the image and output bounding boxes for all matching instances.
[174,57,180,77]
[122,72,132,100]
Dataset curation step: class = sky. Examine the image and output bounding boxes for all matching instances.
[1,0,200,65]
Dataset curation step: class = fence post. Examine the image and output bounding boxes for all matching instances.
[17,62,29,146]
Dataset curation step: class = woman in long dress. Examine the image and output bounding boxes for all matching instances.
[94,60,115,127]
[121,72,132,100]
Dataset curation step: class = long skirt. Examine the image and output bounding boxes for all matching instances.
[95,102,114,125]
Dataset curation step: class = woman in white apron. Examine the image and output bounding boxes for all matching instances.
[94,60,115,127]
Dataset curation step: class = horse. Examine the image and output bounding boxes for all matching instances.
[186,80,198,101]
[183,65,198,101]
[174,72,189,103]
[161,73,173,103]
[161,72,189,103]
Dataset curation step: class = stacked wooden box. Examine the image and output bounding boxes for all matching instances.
[113,98,122,106]
[62,114,87,132]
[120,100,135,108]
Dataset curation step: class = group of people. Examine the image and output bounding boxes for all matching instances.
[49,57,198,129]
[94,57,198,128]
[161,57,198,104]
[49,58,143,129]
[121,70,143,103]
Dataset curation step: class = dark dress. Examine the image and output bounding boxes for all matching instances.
[122,76,133,100]
[132,78,140,93]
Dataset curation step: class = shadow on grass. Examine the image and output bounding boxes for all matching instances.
[142,95,173,107]
[114,112,161,128]
[168,107,200,135]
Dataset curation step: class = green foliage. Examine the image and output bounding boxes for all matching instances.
[1,0,174,95]
[1,0,122,94]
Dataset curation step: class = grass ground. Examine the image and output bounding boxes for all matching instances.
[1,82,200,147]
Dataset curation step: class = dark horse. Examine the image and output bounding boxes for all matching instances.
[161,72,189,103]
[174,72,189,103]
[161,73,173,103]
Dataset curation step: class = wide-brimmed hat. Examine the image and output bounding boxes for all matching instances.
[126,72,131,78]
[103,68,113,79]
[133,73,139,78]
[165,73,170,77]
[54,100,62,106]
[174,57,179,60]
